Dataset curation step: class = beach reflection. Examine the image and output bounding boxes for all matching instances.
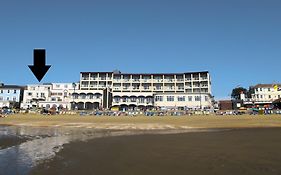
[0,126,118,175]
[0,125,210,175]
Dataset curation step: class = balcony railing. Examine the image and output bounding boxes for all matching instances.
[164,79,175,83]
[153,79,163,83]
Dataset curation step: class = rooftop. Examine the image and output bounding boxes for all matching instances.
[254,84,281,88]
[0,84,23,89]
[80,70,209,75]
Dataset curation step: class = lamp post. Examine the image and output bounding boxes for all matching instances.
[199,81,202,111]
[72,82,76,110]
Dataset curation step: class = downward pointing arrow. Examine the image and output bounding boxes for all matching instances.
[28,49,51,82]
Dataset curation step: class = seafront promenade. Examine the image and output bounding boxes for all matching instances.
[1,114,281,129]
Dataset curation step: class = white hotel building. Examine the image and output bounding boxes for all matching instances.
[72,70,213,110]
[21,83,75,109]
[243,84,281,107]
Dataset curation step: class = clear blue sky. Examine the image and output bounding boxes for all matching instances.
[0,0,280,99]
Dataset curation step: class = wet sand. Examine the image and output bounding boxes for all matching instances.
[0,135,30,150]
[31,128,281,175]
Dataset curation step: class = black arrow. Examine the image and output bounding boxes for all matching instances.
[28,49,51,82]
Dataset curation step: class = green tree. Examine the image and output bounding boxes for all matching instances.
[231,87,247,100]
[247,86,255,98]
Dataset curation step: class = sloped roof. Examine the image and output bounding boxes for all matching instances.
[0,85,23,89]
[253,84,281,88]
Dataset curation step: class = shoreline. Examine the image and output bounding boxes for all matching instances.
[29,127,281,175]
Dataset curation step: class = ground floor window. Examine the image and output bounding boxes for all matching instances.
[155,96,163,101]
[167,96,174,101]
[178,96,185,101]
[205,96,208,101]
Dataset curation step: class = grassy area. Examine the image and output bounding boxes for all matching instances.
[1,114,281,129]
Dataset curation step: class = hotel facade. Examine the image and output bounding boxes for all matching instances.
[72,70,213,110]
[21,83,75,109]
[243,84,281,107]
[0,83,23,108]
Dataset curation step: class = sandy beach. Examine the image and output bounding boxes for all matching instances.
[2,114,281,175]
[1,114,281,129]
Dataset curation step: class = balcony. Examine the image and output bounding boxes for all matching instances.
[113,79,121,82]
[201,77,208,80]
[153,79,163,83]
[121,78,129,82]
[81,77,89,80]
[176,79,184,82]
[164,79,175,83]
[177,87,185,90]
[113,87,121,90]
[163,87,175,91]
[81,84,89,88]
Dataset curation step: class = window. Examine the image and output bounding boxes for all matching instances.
[64,85,68,88]
[205,96,208,101]
[146,97,153,103]
[156,85,162,90]
[167,96,174,101]
[51,97,56,101]
[0,90,3,93]
[114,97,120,103]
[122,97,127,102]
[81,94,86,99]
[13,97,16,101]
[268,88,271,92]
[14,90,17,93]
[139,97,145,103]
[0,96,3,101]
[41,93,45,97]
[155,96,163,101]
[7,97,10,101]
[131,97,137,102]
[73,94,78,99]
[269,95,271,98]
[7,90,10,93]
[260,95,263,99]
[178,96,185,101]
[28,92,32,96]
[195,96,201,101]
[188,96,192,101]
[260,88,262,91]
[178,86,184,90]
[56,84,60,88]
[144,85,149,90]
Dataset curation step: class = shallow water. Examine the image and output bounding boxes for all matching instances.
[0,126,118,175]
[0,125,223,175]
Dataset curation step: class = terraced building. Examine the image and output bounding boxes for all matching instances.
[72,70,213,110]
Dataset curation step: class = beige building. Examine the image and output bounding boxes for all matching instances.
[251,84,281,104]
[76,70,213,110]
[21,83,74,109]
